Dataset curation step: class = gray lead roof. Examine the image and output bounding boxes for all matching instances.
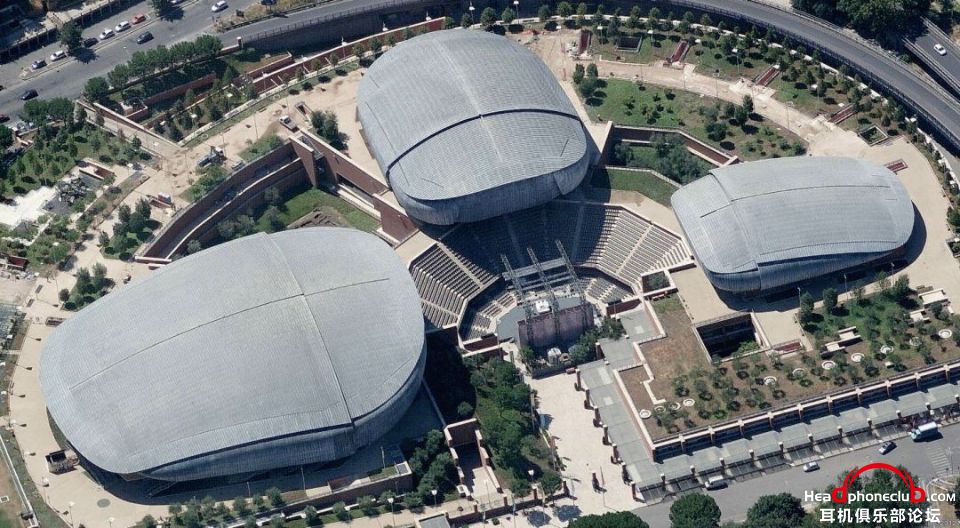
[357,30,588,201]
[671,157,914,274]
[40,228,425,475]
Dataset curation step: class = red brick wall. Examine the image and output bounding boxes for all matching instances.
[143,73,217,107]
[374,198,417,241]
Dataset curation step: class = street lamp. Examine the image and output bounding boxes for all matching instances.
[732,47,741,76]
[1,390,24,399]
[431,489,438,508]
[68,502,75,527]
[387,497,395,526]
[468,2,475,23]
[0,362,32,372]
[513,0,519,18]
[108,517,115,528]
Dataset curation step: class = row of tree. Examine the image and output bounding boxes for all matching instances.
[792,0,931,44]
[83,34,223,101]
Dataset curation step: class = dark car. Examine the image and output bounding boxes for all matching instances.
[83,37,98,47]
[260,0,277,4]
[20,89,38,100]
[136,31,153,44]
[0,114,9,124]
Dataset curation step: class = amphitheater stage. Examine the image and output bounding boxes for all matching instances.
[496,295,589,345]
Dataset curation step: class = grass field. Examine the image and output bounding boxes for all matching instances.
[586,79,804,161]
[254,188,379,233]
[591,167,677,206]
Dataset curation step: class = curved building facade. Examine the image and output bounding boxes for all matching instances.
[357,30,591,225]
[671,157,914,294]
[40,228,426,481]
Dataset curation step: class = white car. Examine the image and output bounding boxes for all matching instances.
[935,43,947,56]
[211,1,228,12]
[114,20,131,32]
[49,50,67,62]
[98,28,115,40]
[802,461,820,472]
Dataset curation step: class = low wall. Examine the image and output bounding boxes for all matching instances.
[143,73,217,107]
[141,142,301,259]
[609,125,736,166]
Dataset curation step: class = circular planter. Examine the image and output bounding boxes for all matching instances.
[822,360,837,370]
[851,352,864,363]
[669,401,682,411]
[881,345,893,354]
[654,405,666,414]
[763,376,778,386]
[682,398,695,407]
[940,329,953,339]
[639,409,652,419]
[792,367,806,378]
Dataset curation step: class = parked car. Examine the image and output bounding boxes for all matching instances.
[0,114,9,124]
[131,13,147,24]
[98,28,115,40]
[49,50,67,62]
[20,89,38,101]
[260,0,277,4]
[279,115,298,131]
[935,43,947,56]
[705,476,727,490]
[803,461,820,472]
[30,59,46,70]
[114,20,131,32]
[211,1,228,12]
[136,31,153,44]
[879,441,896,455]
[83,37,98,47]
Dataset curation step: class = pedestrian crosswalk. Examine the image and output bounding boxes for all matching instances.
[926,444,951,476]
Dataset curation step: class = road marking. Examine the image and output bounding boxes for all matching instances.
[926,444,951,475]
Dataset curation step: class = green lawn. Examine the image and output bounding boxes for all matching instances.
[255,188,379,233]
[240,134,283,161]
[586,79,804,161]
[592,167,677,206]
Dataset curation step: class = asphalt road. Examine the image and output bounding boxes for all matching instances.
[0,0,260,119]
[633,423,960,527]
[910,20,960,98]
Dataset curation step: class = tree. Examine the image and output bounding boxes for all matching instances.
[480,7,498,26]
[243,517,257,528]
[150,0,173,15]
[540,472,563,499]
[798,292,816,325]
[733,105,749,127]
[572,63,585,84]
[304,505,320,526]
[58,289,70,303]
[502,7,516,24]
[232,497,248,517]
[187,240,203,254]
[264,206,285,232]
[569,512,650,528]
[141,515,157,528]
[358,495,377,516]
[461,13,473,27]
[891,274,911,303]
[84,77,110,103]
[332,502,349,522]
[456,401,473,419]
[539,4,553,21]
[60,21,82,52]
[822,288,838,314]
[744,493,804,528]
[557,1,573,17]
[578,76,597,97]
[0,126,12,151]
[586,62,599,78]
[742,94,754,115]
[670,493,721,528]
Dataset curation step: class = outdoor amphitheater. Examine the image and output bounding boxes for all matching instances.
[406,200,691,343]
